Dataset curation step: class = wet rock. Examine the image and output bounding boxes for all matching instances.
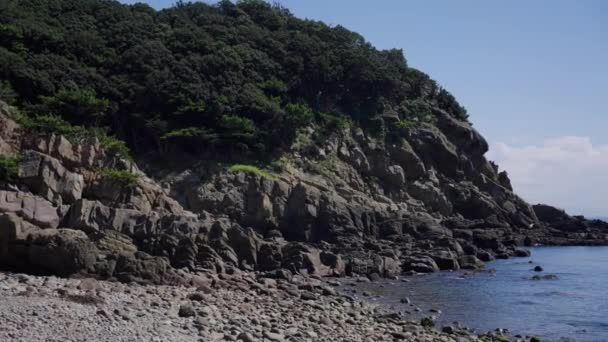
[458,255,485,270]
[531,274,558,281]
[533,266,543,272]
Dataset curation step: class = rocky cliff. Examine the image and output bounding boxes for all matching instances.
[0,99,606,284]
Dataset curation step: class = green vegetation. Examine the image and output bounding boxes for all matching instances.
[101,169,140,189]
[0,155,19,182]
[0,0,468,160]
[18,115,131,159]
[228,164,277,180]
[530,337,541,342]
[495,336,510,342]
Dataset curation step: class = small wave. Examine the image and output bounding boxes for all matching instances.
[533,291,571,297]
[565,321,608,329]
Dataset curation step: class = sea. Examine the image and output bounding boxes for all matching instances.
[349,247,608,342]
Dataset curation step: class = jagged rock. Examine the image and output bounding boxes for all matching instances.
[87,172,184,214]
[385,165,406,187]
[389,139,426,179]
[114,251,171,284]
[408,181,452,215]
[257,242,283,271]
[0,213,40,266]
[19,150,84,204]
[431,250,460,270]
[402,255,440,273]
[0,191,60,228]
[66,199,203,236]
[24,133,104,170]
[458,255,485,270]
[281,243,344,276]
[339,145,371,174]
[27,228,97,276]
[497,171,513,191]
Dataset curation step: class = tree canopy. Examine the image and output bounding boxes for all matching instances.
[0,0,468,158]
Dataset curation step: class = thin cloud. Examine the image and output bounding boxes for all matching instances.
[487,136,608,217]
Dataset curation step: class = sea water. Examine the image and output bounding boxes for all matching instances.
[352,247,608,341]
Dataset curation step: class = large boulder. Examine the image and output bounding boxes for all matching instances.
[281,243,345,276]
[27,228,97,276]
[402,255,440,273]
[0,191,60,228]
[0,213,40,267]
[19,150,84,204]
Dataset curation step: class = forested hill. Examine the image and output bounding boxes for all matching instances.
[0,0,467,158]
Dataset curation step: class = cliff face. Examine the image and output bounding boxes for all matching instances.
[2,99,605,283]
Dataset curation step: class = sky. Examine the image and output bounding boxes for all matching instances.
[120,0,607,216]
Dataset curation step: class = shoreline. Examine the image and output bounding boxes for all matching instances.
[0,267,555,342]
[0,270,490,342]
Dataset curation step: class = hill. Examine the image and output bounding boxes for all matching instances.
[0,0,606,286]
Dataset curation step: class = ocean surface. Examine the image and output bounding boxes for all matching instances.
[351,247,608,342]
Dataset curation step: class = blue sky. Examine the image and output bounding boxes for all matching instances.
[120,0,607,216]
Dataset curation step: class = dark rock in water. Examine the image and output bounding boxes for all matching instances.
[495,253,510,259]
[531,274,558,281]
[400,297,411,304]
[442,325,456,334]
[476,250,495,262]
[459,255,485,270]
[534,266,544,272]
[420,317,435,327]
[514,249,531,257]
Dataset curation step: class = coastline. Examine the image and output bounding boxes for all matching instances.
[0,270,488,342]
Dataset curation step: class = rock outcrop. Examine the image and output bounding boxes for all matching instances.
[0,99,606,283]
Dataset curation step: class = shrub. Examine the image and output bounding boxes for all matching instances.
[37,88,110,126]
[19,115,131,159]
[0,155,19,182]
[97,132,131,160]
[285,103,314,127]
[317,111,351,130]
[269,156,289,172]
[19,114,82,136]
[162,127,219,143]
[530,337,541,342]
[101,169,140,189]
[0,80,18,104]
[228,164,276,180]
[220,115,257,138]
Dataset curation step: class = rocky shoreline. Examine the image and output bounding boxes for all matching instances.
[0,270,492,342]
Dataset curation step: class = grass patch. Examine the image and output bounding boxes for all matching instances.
[101,168,140,189]
[0,155,19,182]
[495,337,510,342]
[228,164,277,180]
